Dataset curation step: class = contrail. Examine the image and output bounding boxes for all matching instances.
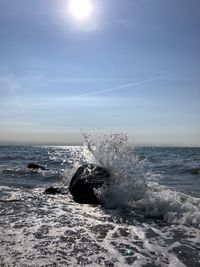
[72,76,165,99]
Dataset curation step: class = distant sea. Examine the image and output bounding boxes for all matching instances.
[0,135,200,267]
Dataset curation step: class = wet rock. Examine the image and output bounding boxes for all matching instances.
[184,168,200,175]
[44,187,63,195]
[27,163,46,170]
[190,168,200,175]
[69,164,110,204]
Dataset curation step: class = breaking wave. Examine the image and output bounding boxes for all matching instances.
[78,132,200,228]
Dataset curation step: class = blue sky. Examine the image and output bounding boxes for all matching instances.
[0,0,199,145]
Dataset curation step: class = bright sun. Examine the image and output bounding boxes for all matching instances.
[69,0,93,20]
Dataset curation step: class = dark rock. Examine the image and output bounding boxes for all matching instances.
[190,168,200,175]
[184,168,200,175]
[44,187,63,195]
[27,163,46,170]
[69,164,110,204]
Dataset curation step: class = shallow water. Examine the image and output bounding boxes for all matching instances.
[0,135,200,266]
[0,186,199,267]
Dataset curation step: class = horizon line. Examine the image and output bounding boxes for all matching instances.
[0,140,199,148]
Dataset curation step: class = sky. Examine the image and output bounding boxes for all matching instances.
[0,0,200,146]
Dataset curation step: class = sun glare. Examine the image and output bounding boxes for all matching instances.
[69,0,93,20]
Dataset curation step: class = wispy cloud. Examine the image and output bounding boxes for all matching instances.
[0,73,22,94]
[0,68,135,96]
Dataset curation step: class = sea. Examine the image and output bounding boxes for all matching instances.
[0,133,200,267]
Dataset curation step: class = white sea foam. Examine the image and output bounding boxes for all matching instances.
[80,132,200,228]
[1,142,200,266]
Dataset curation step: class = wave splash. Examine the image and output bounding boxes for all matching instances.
[79,133,200,228]
[81,132,147,205]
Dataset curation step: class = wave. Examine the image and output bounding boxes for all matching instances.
[77,132,200,228]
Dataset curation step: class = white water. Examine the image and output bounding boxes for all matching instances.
[0,137,200,266]
[77,133,200,228]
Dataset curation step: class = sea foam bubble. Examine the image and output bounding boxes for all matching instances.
[78,132,200,228]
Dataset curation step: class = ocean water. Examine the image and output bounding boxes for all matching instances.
[0,133,200,267]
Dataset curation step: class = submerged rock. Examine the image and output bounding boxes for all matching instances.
[190,168,200,175]
[27,163,46,170]
[44,187,63,195]
[184,168,200,175]
[69,164,110,204]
